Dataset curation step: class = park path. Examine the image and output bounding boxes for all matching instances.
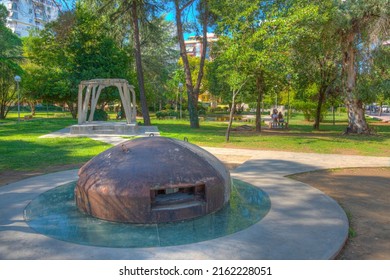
[41,127,390,172]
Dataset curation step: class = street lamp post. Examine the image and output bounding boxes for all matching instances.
[14,75,21,123]
[178,83,183,119]
[286,74,291,124]
[274,85,278,109]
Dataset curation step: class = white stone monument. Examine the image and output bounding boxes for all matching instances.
[71,79,138,135]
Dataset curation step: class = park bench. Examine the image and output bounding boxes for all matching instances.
[24,115,33,120]
[264,119,288,129]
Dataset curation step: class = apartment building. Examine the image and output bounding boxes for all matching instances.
[184,32,218,59]
[1,0,60,37]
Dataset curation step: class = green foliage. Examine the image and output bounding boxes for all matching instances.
[0,4,23,119]
[86,109,108,121]
[293,100,314,122]
[356,44,390,104]
[0,4,7,24]
[22,5,133,118]
[155,110,179,119]
[197,104,207,115]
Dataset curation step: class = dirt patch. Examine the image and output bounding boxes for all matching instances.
[216,155,251,170]
[0,164,82,187]
[290,167,390,260]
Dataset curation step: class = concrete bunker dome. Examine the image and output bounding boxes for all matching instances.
[75,137,231,223]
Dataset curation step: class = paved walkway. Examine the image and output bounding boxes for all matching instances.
[366,111,390,122]
[1,141,389,259]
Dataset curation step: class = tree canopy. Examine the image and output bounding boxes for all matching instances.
[2,0,389,134]
[0,3,23,119]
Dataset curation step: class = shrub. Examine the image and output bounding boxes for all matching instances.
[155,110,178,119]
[87,109,108,121]
[198,104,206,116]
[293,100,327,122]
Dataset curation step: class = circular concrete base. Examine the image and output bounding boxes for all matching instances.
[25,179,270,248]
[0,164,348,260]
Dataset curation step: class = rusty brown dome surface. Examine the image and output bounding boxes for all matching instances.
[75,137,231,223]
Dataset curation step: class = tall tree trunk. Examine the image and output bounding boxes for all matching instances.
[193,0,209,110]
[174,0,209,129]
[313,86,326,130]
[28,100,36,116]
[342,30,370,134]
[255,72,264,132]
[131,0,151,126]
[175,0,198,128]
[0,103,6,119]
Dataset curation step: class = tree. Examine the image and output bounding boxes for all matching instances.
[22,5,133,118]
[86,0,167,126]
[174,0,210,128]
[335,0,390,134]
[288,2,341,129]
[0,4,23,119]
[357,43,390,115]
[210,37,251,142]
[210,0,295,132]
[139,15,180,111]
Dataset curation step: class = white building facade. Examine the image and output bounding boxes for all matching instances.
[0,0,60,37]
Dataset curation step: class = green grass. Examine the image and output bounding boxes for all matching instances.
[0,111,389,173]
[152,113,390,156]
[0,115,111,171]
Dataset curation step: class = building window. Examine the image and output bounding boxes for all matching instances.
[29,9,33,14]
[12,3,18,11]
[12,12,18,20]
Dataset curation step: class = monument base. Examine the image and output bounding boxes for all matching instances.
[70,121,139,135]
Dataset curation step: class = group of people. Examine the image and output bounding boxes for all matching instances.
[271,108,285,128]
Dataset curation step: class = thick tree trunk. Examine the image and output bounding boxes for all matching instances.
[345,97,370,134]
[131,1,151,126]
[342,30,370,134]
[0,103,7,119]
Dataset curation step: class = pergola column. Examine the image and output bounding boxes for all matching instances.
[77,79,137,125]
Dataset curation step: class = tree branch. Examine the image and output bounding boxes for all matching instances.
[180,0,195,13]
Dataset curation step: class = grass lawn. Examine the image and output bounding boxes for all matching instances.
[0,113,111,171]
[154,113,390,157]
[1,111,389,173]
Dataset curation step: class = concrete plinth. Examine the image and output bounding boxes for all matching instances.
[70,121,138,135]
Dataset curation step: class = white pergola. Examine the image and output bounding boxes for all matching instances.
[77,79,137,125]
